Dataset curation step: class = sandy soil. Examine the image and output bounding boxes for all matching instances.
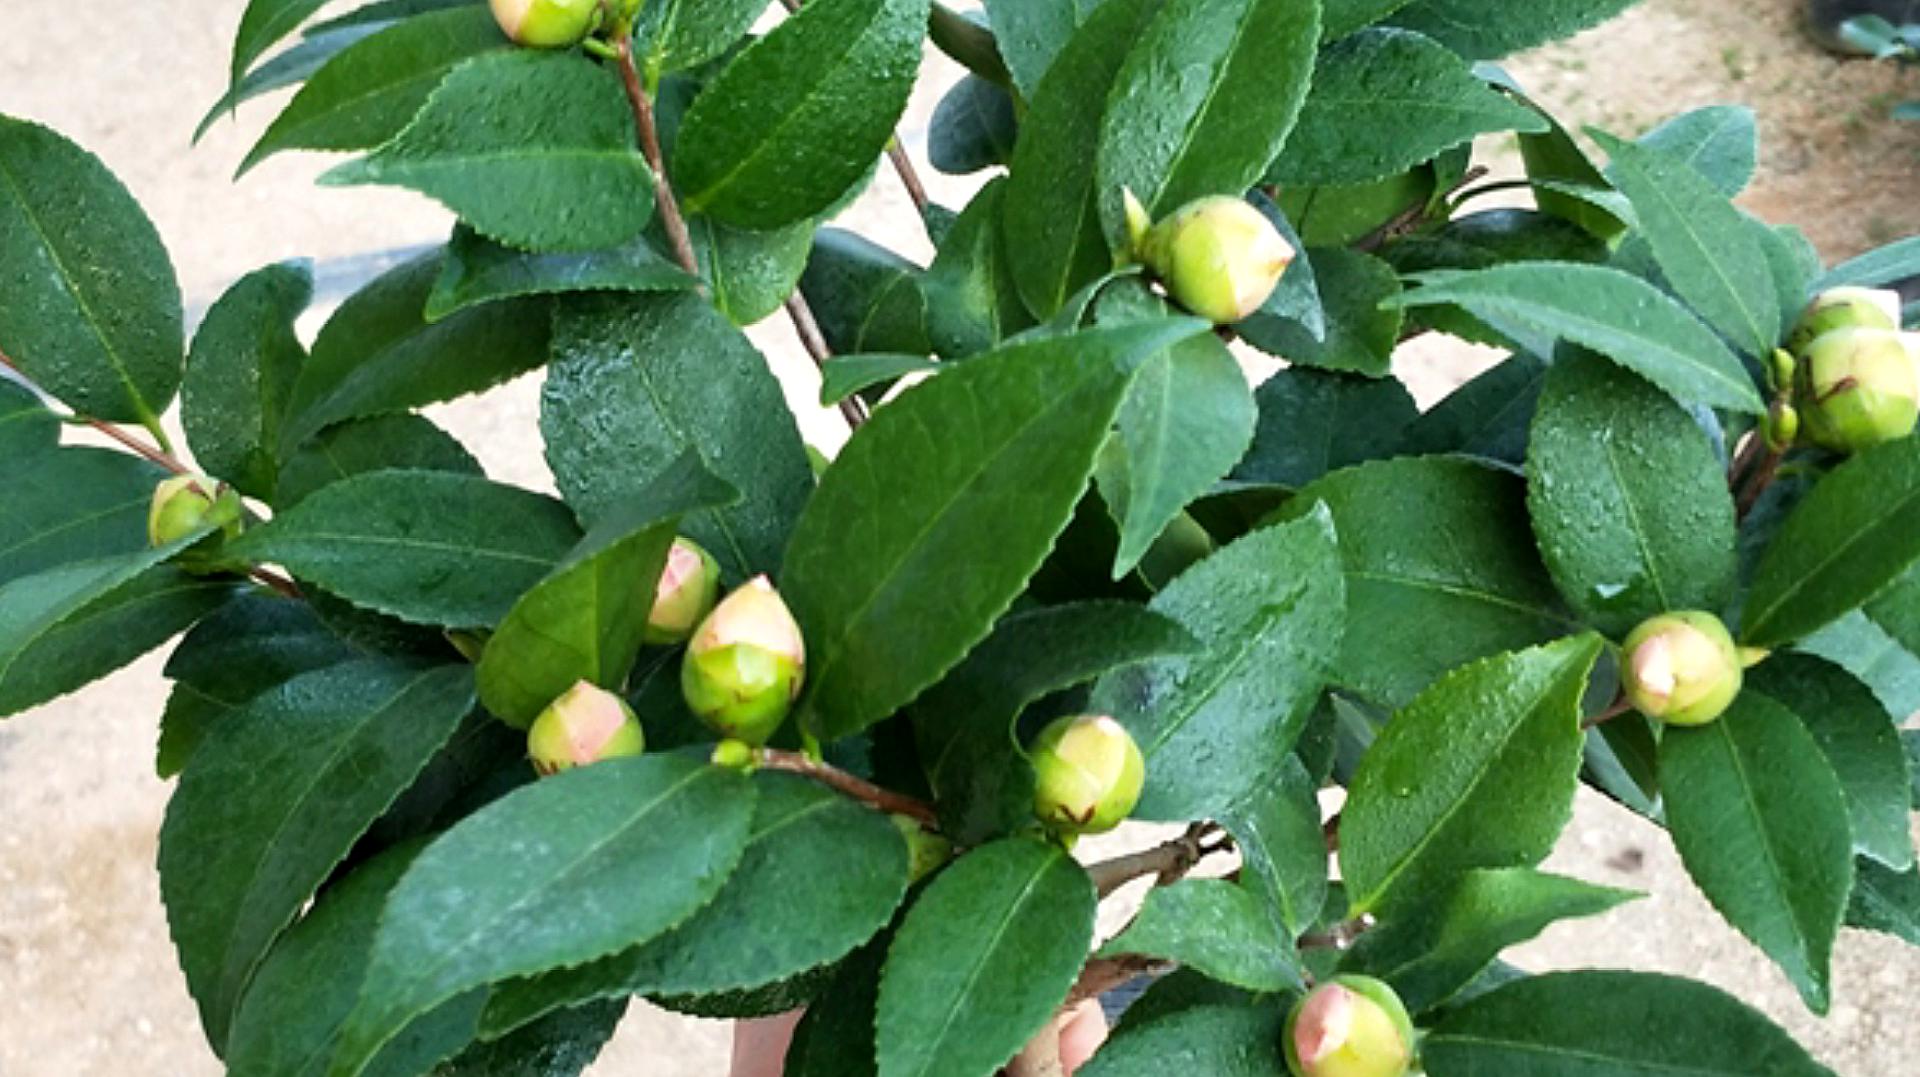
[1,2,1917,1075]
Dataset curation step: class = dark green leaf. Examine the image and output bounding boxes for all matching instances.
[1097,0,1322,240]
[184,261,312,498]
[1516,102,1631,243]
[798,230,931,357]
[1748,654,1913,870]
[1743,438,1920,647]
[282,252,550,452]
[0,115,183,429]
[426,226,695,321]
[0,447,164,587]
[1660,693,1854,1013]
[1281,457,1571,707]
[1080,1003,1286,1076]
[323,52,653,253]
[1399,353,1547,466]
[1323,0,1419,37]
[929,75,1019,176]
[681,213,817,327]
[1422,970,1830,1075]
[1273,169,1434,247]
[1639,105,1758,197]
[673,0,929,229]
[1526,351,1738,637]
[543,291,813,579]
[1246,191,1324,339]
[160,662,474,1049]
[1847,858,1920,945]
[876,837,1095,1077]
[241,9,509,175]
[1221,756,1329,936]
[1003,0,1163,318]
[784,319,1205,741]
[1800,609,1920,723]
[0,379,56,458]
[330,756,756,1076]
[1394,263,1765,415]
[1386,0,1641,59]
[819,354,941,406]
[1099,879,1301,991]
[785,938,886,1077]
[1342,868,1638,1013]
[982,0,1102,97]
[1094,510,1344,820]
[1594,131,1780,359]
[1342,634,1603,914]
[230,0,332,84]
[1233,367,1417,489]
[1817,235,1920,291]
[436,1000,621,1077]
[1271,29,1544,186]
[1240,248,1402,376]
[632,0,771,75]
[477,457,737,727]
[199,22,390,144]
[231,471,582,628]
[924,179,1036,360]
[1386,210,1612,278]
[275,413,482,510]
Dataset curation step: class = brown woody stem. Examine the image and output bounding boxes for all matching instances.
[784,293,870,429]
[758,748,937,826]
[0,350,189,474]
[613,37,700,279]
[1086,822,1222,898]
[1582,693,1633,731]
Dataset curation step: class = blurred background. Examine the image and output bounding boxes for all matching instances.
[1,1,1918,1073]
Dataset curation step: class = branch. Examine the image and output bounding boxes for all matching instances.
[250,566,304,600]
[1582,693,1633,731]
[1067,954,1169,1007]
[1086,823,1222,898]
[0,350,189,474]
[784,293,869,429]
[1735,445,1785,522]
[758,748,938,826]
[613,37,700,278]
[1299,918,1371,952]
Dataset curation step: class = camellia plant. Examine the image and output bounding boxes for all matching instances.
[4,0,1920,1073]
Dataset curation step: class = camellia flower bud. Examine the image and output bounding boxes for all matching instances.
[526,680,646,776]
[1620,611,1743,727]
[1284,976,1416,1077]
[644,538,722,645]
[1139,195,1296,325]
[1788,286,1902,355]
[489,0,602,48]
[148,475,243,547]
[892,815,955,883]
[1029,714,1145,836]
[681,576,806,746]
[1794,328,1920,453]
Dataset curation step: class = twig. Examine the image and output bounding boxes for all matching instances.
[1322,812,1341,854]
[1353,166,1489,253]
[1066,954,1170,1007]
[612,37,700,278]
[785,294,869,429]
[1582,694,1633,731]
[1299,918,1371,952]
[1735,446,1785,523]
[1006,1024,1066,1077]
[1086,822,1222,898]
[758,748,937,826]
[250,567,304,600]
[0,350,189,474]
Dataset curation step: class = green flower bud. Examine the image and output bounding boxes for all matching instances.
[1764,400,1800,452]
[644,538,722,645]
[1030,714,1145,836]
[1140,196,1296,325]
[527,680,646,776]
[148,475,243,547]
[710,738,756,770]
[891,815,955,883]
[681,575,806,746]
[1621,611,1743,727]
[1284,976,1416,1077]
[1794,328,1920,453]
[489,0,603,47]
[1788,286,1902,355]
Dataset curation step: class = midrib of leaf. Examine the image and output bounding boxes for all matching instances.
[235,1,327,82]
[263,529,558,568]
[1347,569,1570,626]
[0,560,153,682]
[1135,0,1261,215]
[0,493,149,563]
[1702,718,1819,981]
[1747,478,1920,641]
[1427,1033,1758,1077]
[906,856,1057,1076]
[1602,432,1674,612]
[0,153,156,426]
[1307,90,1527,126]
[251,58,462,164]
[1855,875,1920,936]
[1620,155,1770,354]
[621,355,751,573]
[370,146,647,173]
[1353,652,1581,911]
[1141,586,1303,757]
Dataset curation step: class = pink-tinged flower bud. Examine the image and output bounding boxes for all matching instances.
[1284,977,1416,1077]
[489,0,602,47]
[527,681,646,776]
[644,538,722,645]
[1621,611,1743,727]
[148,475,243,547]
[1788,286,1903,355]
[1140,196,1296,324]
[1030,715,1145,836]
[891,814,954,883]
[681,576,806,746]
[1795,328,1920,454]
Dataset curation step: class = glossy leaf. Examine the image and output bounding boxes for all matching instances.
[983,0,1101,97]
[632,0,772,75]
[1400,353,1547,466]
[1639,105,1758,198]
[876,838,1095,1077]
[1239,248,1402,376]
[798,230,931,357]
[1271,29,1544,186]
[1660,693,1853,1013]
[929,75,1018,176]
[923,179,1036,360]
[0,380,56,459]
[160,662,474,1049]
[0,447,165,587]
[1233,367,1417,489]
[543,291,813,579]
[819,355,942,406]
[231,471,582,629]
[785,939,887,1077]
[1341,634,1604,914]
[0,115,183,429]
[1220,757,1329,936]
[1079,1003,1286,1076]
[1526,351,1737,637]
[1094,510,1345,820]
[198,22,390,144]
[681,213,817,327]
[183,261,312,498]
[329,756,756,1077]
[1817,234,1920,292]
[1395,263,1765,414]
[426,225,695,321]
[274,413,482,510]
[1099,879,1301,991]
[1386,0,1641,59]
[1281,457,1571,707]
[673,0,929,229]
[230,0,331,84]
[784,318,1206,741]
[1848,858,1920,946]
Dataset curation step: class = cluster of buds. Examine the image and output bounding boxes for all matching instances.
[1619,611,1744,727]
[1127,192,1297,325]
[527,680,646,775]
[1284,976,1417,1077]
[681,575,807,746]
[148,475,244,548]
[489,0,641,48]
[1785,287,1919,454]
[1029,714,1146,836]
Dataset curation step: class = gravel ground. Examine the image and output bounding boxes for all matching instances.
[1,2,1917,1075]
